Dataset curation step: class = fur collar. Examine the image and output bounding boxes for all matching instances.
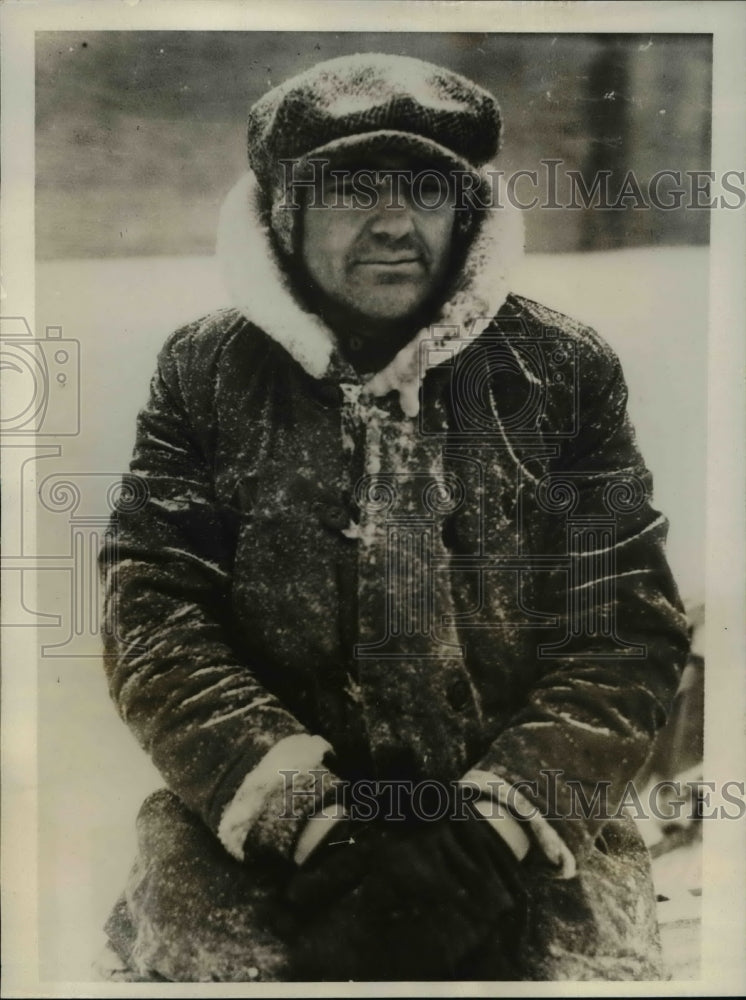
[216,170,524,417]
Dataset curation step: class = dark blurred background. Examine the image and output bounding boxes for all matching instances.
[36,31,712,259]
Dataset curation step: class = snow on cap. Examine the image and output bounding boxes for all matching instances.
[247,52,502,254]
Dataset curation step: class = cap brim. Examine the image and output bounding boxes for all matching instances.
[299,129,476,177]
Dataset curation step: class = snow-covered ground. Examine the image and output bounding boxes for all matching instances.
[31,246,707,982]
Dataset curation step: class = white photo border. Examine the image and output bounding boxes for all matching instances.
[2,1,744,997]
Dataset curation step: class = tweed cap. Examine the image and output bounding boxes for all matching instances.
[248,52,502,181]
[247,53,502,253]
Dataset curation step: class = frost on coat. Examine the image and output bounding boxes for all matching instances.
[100,181,690,979]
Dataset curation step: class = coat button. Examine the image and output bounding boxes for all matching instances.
[446,677,471,711]
[314,380,343,408]
[319,502,350,531]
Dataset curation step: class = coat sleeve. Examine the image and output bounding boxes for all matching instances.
[100,324,338,864]
[466,330,691,875]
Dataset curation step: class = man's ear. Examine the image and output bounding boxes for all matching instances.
[446,206,480,284]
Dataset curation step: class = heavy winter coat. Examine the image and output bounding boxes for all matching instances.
[100,170,690,981]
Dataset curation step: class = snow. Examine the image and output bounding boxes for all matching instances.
[653,833,703,981]
[33,245,706,981]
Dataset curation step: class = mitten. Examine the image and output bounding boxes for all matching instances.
[286,815,392,914]
[289,806,526,981]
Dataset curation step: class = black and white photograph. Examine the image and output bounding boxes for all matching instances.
[1,1,745,995]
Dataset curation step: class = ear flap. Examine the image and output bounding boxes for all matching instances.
[365,171,526,417]
[216,168,525,415]
[216,172,336,379]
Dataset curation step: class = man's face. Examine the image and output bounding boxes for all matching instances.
[300,153,456,331]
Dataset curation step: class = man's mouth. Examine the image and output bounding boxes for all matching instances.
[354,256,422,266]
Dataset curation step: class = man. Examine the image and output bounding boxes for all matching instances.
[99,53,690,982]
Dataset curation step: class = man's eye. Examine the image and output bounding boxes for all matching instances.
[417,179,451,202]
[324,180,356,202]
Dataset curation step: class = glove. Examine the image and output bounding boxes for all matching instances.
[286,814,390,914]
[286,805,526,981]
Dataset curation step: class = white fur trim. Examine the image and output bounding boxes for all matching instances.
[366,173,525,415]
[472,797,531,861]
[215,169,525,416]
[218,733,332,861]
[293,803,349,866]
[461,768,577,879]
[217,172,335,378]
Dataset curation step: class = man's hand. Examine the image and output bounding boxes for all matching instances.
[292,799,350,866]
[285,805,526,981]
[287,814,385,914]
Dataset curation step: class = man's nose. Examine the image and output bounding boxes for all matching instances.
[367,194,416,237]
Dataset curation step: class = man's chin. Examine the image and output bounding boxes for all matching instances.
[345,290,429,326]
